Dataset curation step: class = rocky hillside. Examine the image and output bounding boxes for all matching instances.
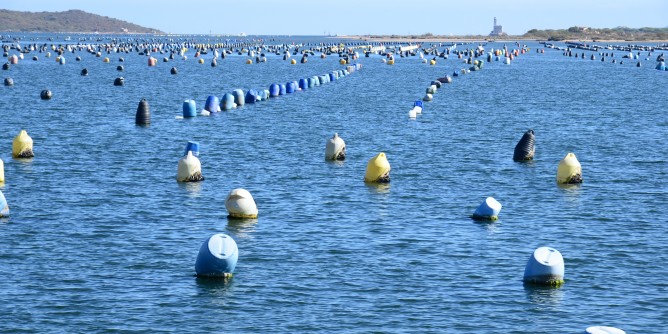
[0,9,163,33]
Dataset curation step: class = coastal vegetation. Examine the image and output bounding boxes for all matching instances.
[0,9,162,34]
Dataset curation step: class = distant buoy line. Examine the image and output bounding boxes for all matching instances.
[559,43,666,70]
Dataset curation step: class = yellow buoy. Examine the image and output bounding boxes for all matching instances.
[12,130,34,158]
[429,59,436,65]
[103,57,110,63]
[199,58,205,64]
[557,152,583,184]
[387,59,395,65]
[246,59,253,64]
[364,152,391,183]
[340,59,347,65]
[290,58,297,64]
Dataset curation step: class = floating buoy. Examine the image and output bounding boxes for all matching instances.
[204,95,221,112]
[113,77,124,86]
[286,81,296,93]
[4,77,13,86]
[413,100,423,114]
[523,247,565,286]
[279,83,286,95]
[585,326,625,334]
[471,197,502,220]
[12,130,34,158]
[325,133,346,161]
[183,141,200,157]
[290,58,297,64]
[103,57,110,63]
[557,152,582,184]
[299,78,308,90]
[40,89,52,100]
[0,158,4,183]
[232,89,245,106]
[426,85,437,94]
[0,190,8,217]
[80,68,88,76]
[269,83,280,97]
[116,65,124,71]
[148,57,157,66]
[225,188,258,218]
[245,89,258,104]
[195,233,238,279]
[177,151,204,182]
[33,56,39,61]
[423,93,433,101]
[429,59,436,65]
[364,152,391,183]
[170,67,177,74]
[9,55,18,64]
[513,129,535,161]
[245,58,252,64]
[183,99,196,118]
[135,98,151,125]
[58,56,65,65]
[2,63,9,70]
[221,93,236,110]
[387,59,394,65]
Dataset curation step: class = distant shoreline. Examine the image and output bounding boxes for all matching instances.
[332,35,668,43]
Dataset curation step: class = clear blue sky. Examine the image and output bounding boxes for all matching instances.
[3,0,667,35]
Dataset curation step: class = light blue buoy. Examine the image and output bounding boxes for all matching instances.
[232,89,245,106]
[656,61,666,71]
[204,95,220,112]
[279,84,286,95]
[258,89,269,101]
[523,247,565,286]
[308,77,316,88]
[472,196,502,220]
[183,141,200,157]
[269,83,280,97]
[221,93,236,110]
[195,233,238,278]
[585,326,625,334]
[0,190,9,217]
[183,99,196,118]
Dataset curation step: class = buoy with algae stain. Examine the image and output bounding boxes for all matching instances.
[135,98,150,125]
[325,133,346,161]
[523,246,565,287]
[557,152,582,184]
[585,326,625,334]
[364,152,391,183]
[195,233,238,279]
[513,129,535,161]
[177,151,204,182]
[12,130,34,158]
[0,190,8,217]
[471,197,502,220]
[225,188,258,218]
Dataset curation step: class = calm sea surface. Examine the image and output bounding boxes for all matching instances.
[1,34,667,333]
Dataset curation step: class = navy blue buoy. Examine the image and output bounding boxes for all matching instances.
[80,68,88,76]
[329,72,336,81]
[170,67,177,75]
[116,65,124,71]
[183,99,196,118]
[286,81,296,93]
[269,83,280,97]
[204,95,220,112]
[2,63,9,70]
[113,77,124,86]
[40,89,52,100]
[299,78,308,90]
[183,140,200,157]
[245,89,258,104]
[135,98,150,125]
[279,84,286,95]
[221,93,236,110]
[195,233,238,278]
[232,89,245,106]
[513,129,535,161]
[4,77,13,86]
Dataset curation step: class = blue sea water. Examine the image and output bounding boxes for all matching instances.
[1,34,667,333]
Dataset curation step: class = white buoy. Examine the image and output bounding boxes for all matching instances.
[325,133,346,161]
[423,94,433,101]
[0,190,8,217]
[0,158,4,183]
[177,151,204,182]
[472,196,502,220]
[225,188,258,218]
[409,108,417,119]
[200,109,211,116]
[523,247,565,286]
[585,326,625,334]
[195,233,238,278]
[557,152,583,184]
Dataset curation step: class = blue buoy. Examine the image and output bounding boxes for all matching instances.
[329,72,336,81]
[183,99,196,118]
[269,83,280,97]
[585,326,625,334]
[286,81,296,93]
[299,78,308,90]
[307,77,316,88]
[183,141,200,157]
[245,89,258,103]
[523,247,565,286]
[414,100,424,109]
[195,233,238,278]
[472,197,502,220]
[221,93,236,110]
[204,95,220,112]
[279,84,286,95]
[232,89,245,106]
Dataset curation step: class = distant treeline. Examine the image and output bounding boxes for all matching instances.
[0,9,162,34]
[523,26,668,41]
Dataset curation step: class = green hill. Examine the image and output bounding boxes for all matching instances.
[0,9,163,33]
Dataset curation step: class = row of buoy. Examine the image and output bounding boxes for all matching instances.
[179,64,362,118]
